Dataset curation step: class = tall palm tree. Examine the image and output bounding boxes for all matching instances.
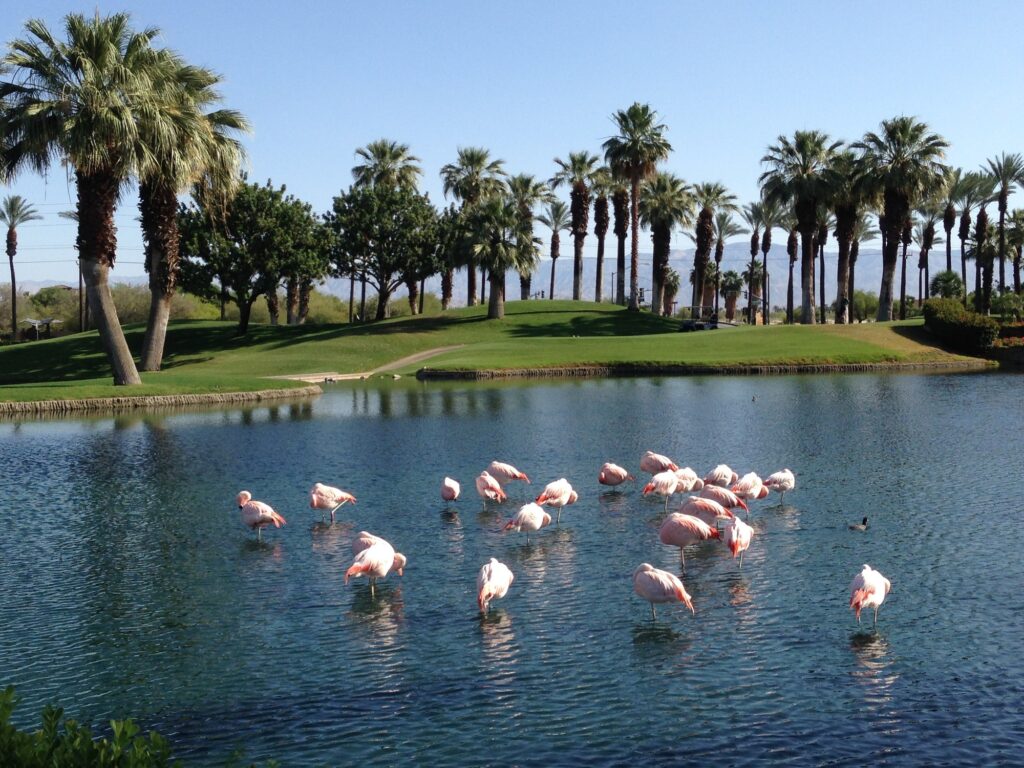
[440,147,506,306]
[716,209,749,320]
[741,203,761,323]
[854,116,948,321]
[603,102,672,311]
[742,260,765,323]
[137,56,249,371]
[983,152,1024,293]
[815,210,835,323]
[955,172,996,306]
[758,199,788,325]
[974,205,992,312]
[551,151,600,300]
[938,168,966,273]
[0,195,42,341]
[639,172,694,315]
[591,167,613,303]
[760,130,842,323]
[825,150,868,324]
[507,174,551,299]
[690,182,738,317]
[1009,208,1024,294]
[352,139,422,190]
[471,195,531,320]
[537,200,570,300]
[0,12,174,384]
[720,270,744,322]
[785,224,799,323]
[848,212,879,315]
[611,182,629,305]
[898,216,914,319]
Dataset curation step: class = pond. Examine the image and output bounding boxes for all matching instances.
[1,372,1022,765]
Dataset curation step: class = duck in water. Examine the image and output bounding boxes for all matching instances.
[849,516,869,532]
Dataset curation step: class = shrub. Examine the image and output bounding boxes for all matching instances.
[922,298,999,352]
[991,292,1022,322]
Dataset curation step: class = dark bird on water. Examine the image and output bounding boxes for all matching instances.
[849,516,869,532]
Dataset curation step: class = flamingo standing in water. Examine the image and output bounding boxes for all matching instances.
[642,470,680,511]
[633,563,694,619]
[640,451,678,474]
[732,472,769,502]
[441,477,461,502]
[535,478,577,523]
[678,496,734,527]
[849,564,891,627]
[658,513,719,569]
[309,483,356,523]
[237,491,286,540]
[722,515,754,567]
[764,469,796,503]
[704,464,739,487]
[477,558,514,613]
[598,462,634,486]
[487,461,530,487]
[346,532,406,597]
[673,467,704,494]
[700,485,748,513]
[503,502,552,543]
[475,471,507,506]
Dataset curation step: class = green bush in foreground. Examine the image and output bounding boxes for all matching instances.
[0,686,176,767]
[922,298,999,352]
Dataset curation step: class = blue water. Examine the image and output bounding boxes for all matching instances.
[2,373,1023,766]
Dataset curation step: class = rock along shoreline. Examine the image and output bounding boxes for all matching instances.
[416,359,994,380]
[0,384,323,416]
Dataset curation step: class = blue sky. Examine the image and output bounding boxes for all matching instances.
[4,0,1024,285]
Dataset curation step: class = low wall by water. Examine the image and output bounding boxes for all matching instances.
[0,385,322,416]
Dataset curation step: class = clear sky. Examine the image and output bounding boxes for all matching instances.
[4,0,1024,285]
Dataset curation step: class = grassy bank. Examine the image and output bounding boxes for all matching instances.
[0,301,987,402]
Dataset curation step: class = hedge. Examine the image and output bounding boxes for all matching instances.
[922,298,999,353]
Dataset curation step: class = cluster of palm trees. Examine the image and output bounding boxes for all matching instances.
[0,12,248,384]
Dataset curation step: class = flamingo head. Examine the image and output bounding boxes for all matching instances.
[237,490,252,508]
[393,552,407,577]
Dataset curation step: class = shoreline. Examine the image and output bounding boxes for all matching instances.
[416,358,995,380]
[0,385,322,416]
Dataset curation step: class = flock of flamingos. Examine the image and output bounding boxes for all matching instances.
[235,451,892,626]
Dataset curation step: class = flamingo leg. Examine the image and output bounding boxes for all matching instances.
[257,527,262,541]
[556,507,562,524]
[650,602,657,621]
[739,550,744,569]
[874,606,879,627]
[370,578,376,599]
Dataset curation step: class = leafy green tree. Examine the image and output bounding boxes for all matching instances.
[983,152,1024,293]
[854,117,948,320]
[470,195,535,319]
[352,139,422,191]
[0,196,41,341]
[537,200,570,300]
[0,12,173,384]
[603,103,672,311]
[640,172,694,315]
[850,289,880,322]
[328,183,438,321]
[760,130,841,324]
[279,204,331,324]
[551,151,600,300]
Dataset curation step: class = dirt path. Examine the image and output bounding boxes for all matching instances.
[269,345,465,383]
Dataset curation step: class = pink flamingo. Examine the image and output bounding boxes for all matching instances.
[732,472,769,501]
[236,491,286,540]
[699,485,748,512]
[535,478,577,523]
[678,496,734,527]
[673,467,704,494]
[441,477,461,502]
[475,471,507,506]
[723,515,754,567]
[346,532,406,597]
[640,451,678,474]
[849,564,891,627]
[703,464,739,487]
[642,470,679,511]
[658,513,719,569]
[598,462,634,486]
[503,502,552,543]
[477,558,514,613]
[764,469,796,503]
[487,460,530,486]
[633,563,694,619]
[309,483,356,523]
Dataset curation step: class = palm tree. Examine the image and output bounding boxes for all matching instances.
[440,147,506,306]
[955,172,996,305]
[760,130,842,323]
[913,207,942,305]
[816,210,835,323]
[551,151,600,300]
[352,139,422,190]
[1009,208,1024,294]
[848,212,879,318]
[741,204,761,323]
[591,167,613,303]
[639,172,693,315]
[603,103,672,311]
[537,200,570,300]
[471,195,531,320]
[758,199,788,325]
[825,151,868,324]
[899,216,914,319]
[0,12,174,384]
[930,270,964,299]
[983,152,1024,293]
[662,268,681,316]
[715,209,748,320]
[742,261,765,323]
[854,116,948,321]
[611,182,629,304]
[137,56,248,371]
[974,205,992,312]
[785,224,798,323]
[507,174,551,299]
[720,270,744,322]
[0,195,42,341]
[938,168,966,273]
[690,183,738,318]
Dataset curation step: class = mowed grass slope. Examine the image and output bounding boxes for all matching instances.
[0,301,982,401]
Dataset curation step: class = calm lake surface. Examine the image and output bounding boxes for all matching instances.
[2,373,1023,766]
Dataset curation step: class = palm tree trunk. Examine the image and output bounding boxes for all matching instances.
[77,170,141,385]
[787,261,795,324]
[7,247,16,342]
[836,236,851,324]
[1015,248,1022,295]
[848,243,858,322]
[819,244,826,324]
[595,232,605,303]
[520,272,531,300]
[762,249,770,326]
[139,183,183,371]
[877,220,900,322]
[899,240,909,320]
[629,179,640,311]
[960,238,969,308]
[800,229,816,324]
[549,257,557,300]
[488,271,504,319]
[78,259,84,332]
[572,233,583,301]
[480,266,487,305]
[467,260,477,306]
[999,207,1006,292]
[441,268,453,310]
[945,227,953,273]
[616,232,626,305]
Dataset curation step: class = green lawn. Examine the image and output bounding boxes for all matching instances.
[0,300,985,402]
